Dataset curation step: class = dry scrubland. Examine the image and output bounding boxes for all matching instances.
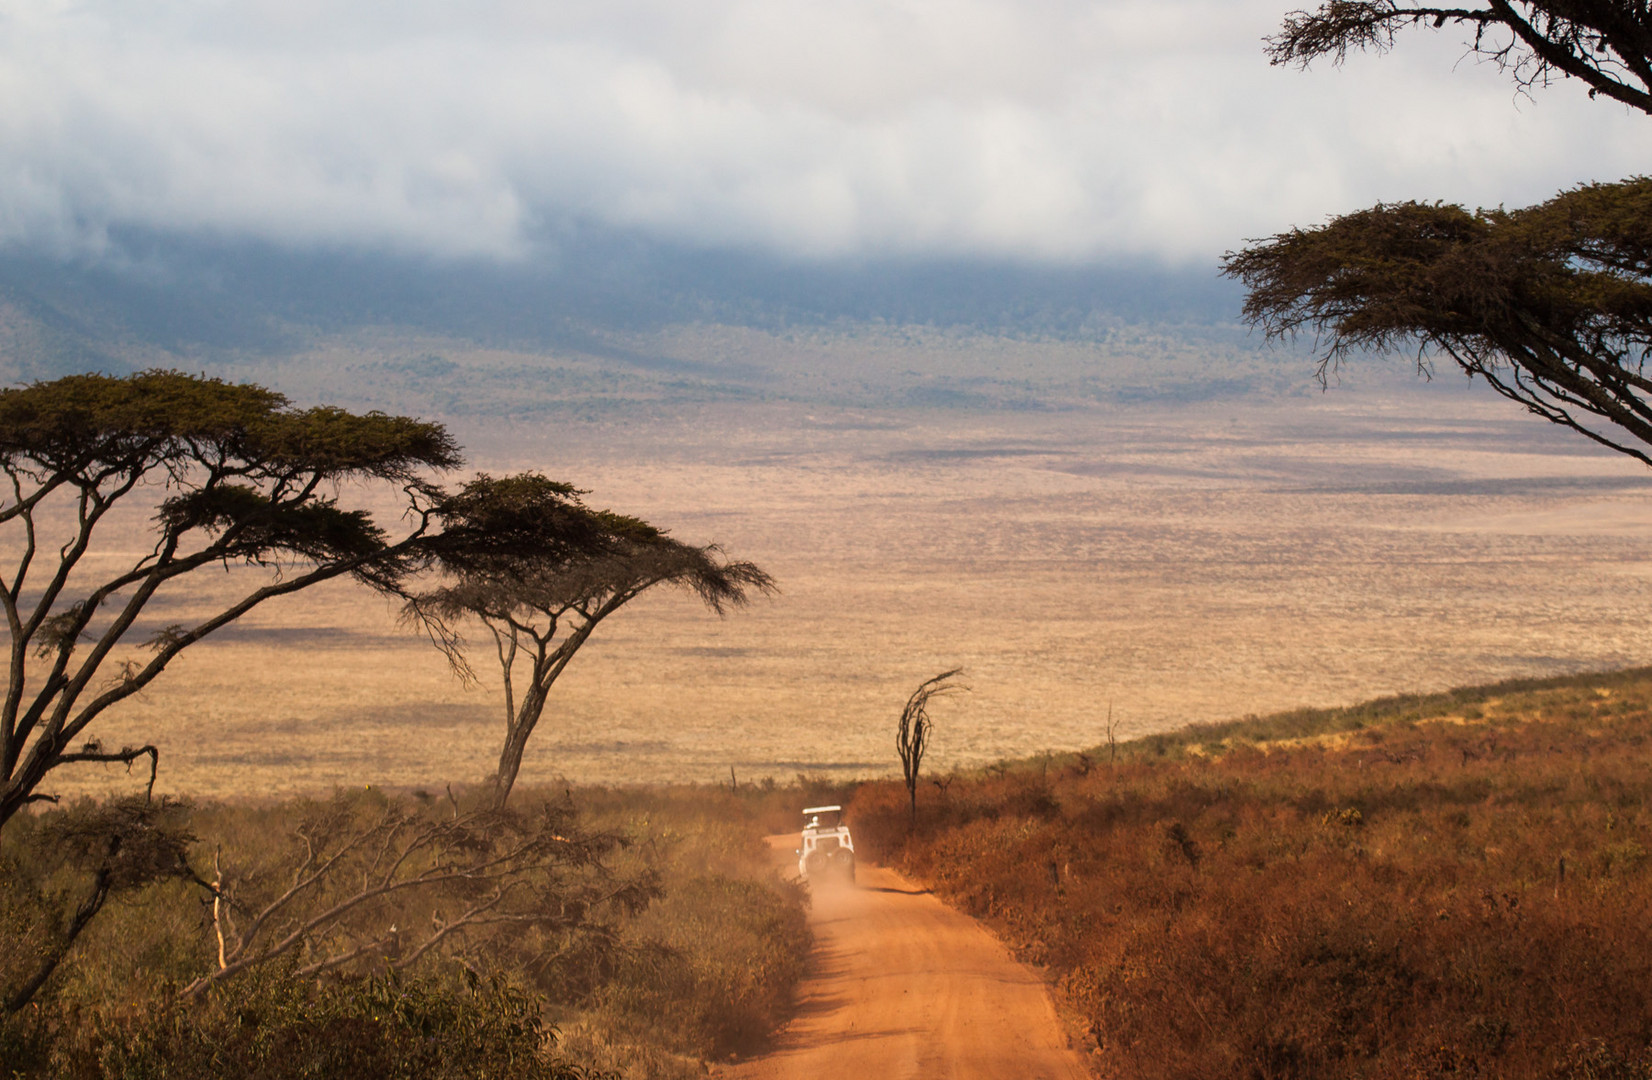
[13,664,1652,1080]
[0,782,831,1080]
[852,667,1652,1080]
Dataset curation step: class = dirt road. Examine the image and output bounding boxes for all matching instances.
[722,839,1089,1080]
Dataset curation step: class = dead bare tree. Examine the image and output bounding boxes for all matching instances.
[182,791,657,997]
[896,669,967,824]
[406,528,774,809]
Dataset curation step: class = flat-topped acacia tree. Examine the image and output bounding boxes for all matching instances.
[1266,3,1652,117]
[404,501,774,809]
[1227,181,1652,462]
[1227,3,1652,463]
[0,371,628,831]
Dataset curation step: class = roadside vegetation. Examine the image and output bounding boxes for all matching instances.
[853,666,1652,1080]
[0,783,810,1080]
[0,370,795,1079]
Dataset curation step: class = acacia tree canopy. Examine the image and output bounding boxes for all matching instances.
[1226,179,1652,462]
[1228,4,1652,463]
[1270,2,1652,118]
[420,472,661,572]
[0,371,617,831]
[406,522,774,809]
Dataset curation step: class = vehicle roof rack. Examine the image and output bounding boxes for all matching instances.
[802,805,842,814]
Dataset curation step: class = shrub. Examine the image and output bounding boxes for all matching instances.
[10,966,610,1080]
[591,875,809,1059]
[560,786,813,1064]
[2,783,811,1080]
[852,670,1652,1079]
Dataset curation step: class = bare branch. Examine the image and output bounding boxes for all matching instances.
[181,797,627,997]
[53,743,160,802]
[1267,2,1652,116]
[897,669,969,823]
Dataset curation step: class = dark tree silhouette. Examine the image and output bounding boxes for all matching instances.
[1227,5,1652,462]
[405,500,774,809]
[896,669,966,824]
[4,796,200,1012]
[0,372,618,831]
[1268,2,1652,119]
[1228,179,1652,463]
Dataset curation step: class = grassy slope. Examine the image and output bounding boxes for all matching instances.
[851,665,1652,1080]
[13,667,1652,1078]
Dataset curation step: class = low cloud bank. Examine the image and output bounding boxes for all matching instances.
[0,0,1642,266]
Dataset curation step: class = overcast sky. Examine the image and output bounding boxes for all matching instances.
[0,0,1645,268]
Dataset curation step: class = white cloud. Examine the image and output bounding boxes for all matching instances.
[0,0,1643,264]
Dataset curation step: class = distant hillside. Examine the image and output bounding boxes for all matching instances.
[0,228,1362,410]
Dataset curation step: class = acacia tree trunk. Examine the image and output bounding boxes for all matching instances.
[492,673,552,811]
[489,620,600,811]
[492,705,540,811]
[5,865,111,1012]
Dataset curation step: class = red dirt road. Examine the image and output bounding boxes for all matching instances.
[721,838,1089,1080]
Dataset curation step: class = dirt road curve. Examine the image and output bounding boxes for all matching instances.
[721,838,1089,1080]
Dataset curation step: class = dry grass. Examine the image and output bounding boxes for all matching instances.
[852,668,1652,1080]
[1,783,810,1080]
[30,393,1652,803]
[548,784,814,1076]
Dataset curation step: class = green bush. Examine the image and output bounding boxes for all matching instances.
[9,966,610,1080]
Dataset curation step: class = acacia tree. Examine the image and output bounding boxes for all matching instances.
[896,669,966,824]
[1228,181,1652,461]
[405,513,774,809]
[0,372,622,832]
[1267,3,1652,116]
[1227,4,1652,460]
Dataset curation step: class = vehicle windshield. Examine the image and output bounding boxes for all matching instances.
[803,805,842,829]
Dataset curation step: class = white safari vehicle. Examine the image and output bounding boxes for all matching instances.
[797,805,856,883]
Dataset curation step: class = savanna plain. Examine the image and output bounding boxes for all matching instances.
[54,368,1652,798]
